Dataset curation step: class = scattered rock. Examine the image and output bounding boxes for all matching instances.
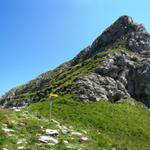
[80,137,89,142]
[17,140,23,145]
[18,146,24,150]
[110,148,117,150]
[18,123,26,127]
[71,132,82,137]
[39,136,58,144]
[2,127,14,133]
[60,129,68,134]
[17,139,26,145]
[51,119,60,125]
[45,129,59,136]
[66,145,77,149]
[64,140,69,144]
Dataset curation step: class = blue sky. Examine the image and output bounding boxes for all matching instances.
[0,0,150,95]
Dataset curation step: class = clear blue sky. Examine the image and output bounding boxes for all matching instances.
[0,0,150,95]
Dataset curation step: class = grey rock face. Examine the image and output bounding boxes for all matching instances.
[128,32,150,54]
[128,59,150,107]
[73,52,150,107]
[73,73,129,102]
[73,52,134,102]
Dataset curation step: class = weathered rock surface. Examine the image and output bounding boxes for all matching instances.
[128,32,150,54]
[73,52,150,107]
[128,59,150,107]
[73,72,129,102]
[73,52,134,101]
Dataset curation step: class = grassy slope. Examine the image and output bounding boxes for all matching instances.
[28,96,150,150]
[0,95,150,150]
[14,47,138,103]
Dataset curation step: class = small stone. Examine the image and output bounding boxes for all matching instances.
[71,137,74,140]
[51,119,60,125]
[18,146,24,150]
[71,132,82,137]
[45,129,59,136]
[60,129,68,134]
[17,140,23,145]
[39,136,58,144]
[110,148,117,150]
[66,145,77,149]
[2,128,14,133]
[69,126,73,129]
[80,137,88,142]
[63,140,69,144]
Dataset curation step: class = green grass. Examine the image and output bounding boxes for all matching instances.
[0,95,150,149]
[25,95,150,150]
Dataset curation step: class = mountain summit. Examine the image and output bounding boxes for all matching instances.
[72,15,150,65]
[1,15,150,107]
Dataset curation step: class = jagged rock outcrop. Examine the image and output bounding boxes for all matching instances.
[72,15,149,65]
[73,52,136,101]
[1,15,150,108]
[73,51,150,107]
[73,72,129,102]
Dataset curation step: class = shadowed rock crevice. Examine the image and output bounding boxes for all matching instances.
[127,60,150,107]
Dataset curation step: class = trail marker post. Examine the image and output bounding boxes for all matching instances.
[49,93,58,121]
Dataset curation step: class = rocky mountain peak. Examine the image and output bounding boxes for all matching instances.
[72,15,149,65]
[1,16,150,108]
[114,15,145,32]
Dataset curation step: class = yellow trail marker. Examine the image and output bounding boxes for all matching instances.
[49,93,58,121]
[49,93,58,97]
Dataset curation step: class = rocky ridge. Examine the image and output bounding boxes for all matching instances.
[1,15,150,107]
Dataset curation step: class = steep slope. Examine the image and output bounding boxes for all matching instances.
[1,15,150,108]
